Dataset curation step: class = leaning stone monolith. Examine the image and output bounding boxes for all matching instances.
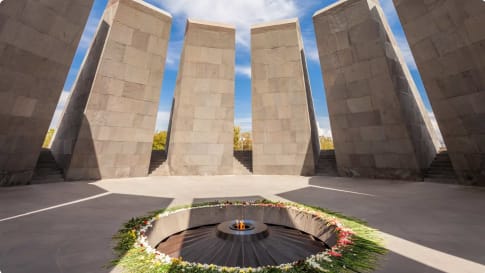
[0,0,94,186]
[51,0,171,180]
[313,0,440,179]
[393,0,485,184]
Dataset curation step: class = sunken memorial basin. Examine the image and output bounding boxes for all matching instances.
[116,201,384,273]
[145,203,338,267]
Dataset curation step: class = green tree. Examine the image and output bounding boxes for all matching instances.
[319,136,334,150]
[152,131,167,151]
[42,128,55,148]
[234,126,242,151]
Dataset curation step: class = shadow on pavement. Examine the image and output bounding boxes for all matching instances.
[277,176,485,271]
[0,182,106,219]
[0,193,173,273]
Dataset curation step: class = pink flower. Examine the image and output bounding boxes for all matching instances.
[329,251,342,257]
[338,238,353,246]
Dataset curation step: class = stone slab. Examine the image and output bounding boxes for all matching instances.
[167,19,235,175]
[393,0,485,185]
[251,19,319,175]
[0,0,94,186]
[51,0,171,180]
[313,0,440,180]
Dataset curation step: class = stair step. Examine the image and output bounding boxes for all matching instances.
[31,178,65,184]
[33,149,64,183]
[34,172,63,177]
[149,150,169,174]
[425,172,457,177]
[315,151,338,177]
[32,174,63,179]
[429,167,454,170]
[32,175,64,181]
[426,173,456,177]
[422,151,458,180]
[234,151,253,173]
[425,172,456,176]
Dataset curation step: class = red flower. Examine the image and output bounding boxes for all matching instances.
[338,238,352,246]
[338,230,352,238]
[329,251,342,257]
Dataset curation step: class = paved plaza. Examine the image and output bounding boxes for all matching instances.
[1,176,484,273]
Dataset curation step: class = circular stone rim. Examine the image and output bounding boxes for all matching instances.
[142,203,342,268]
[117,201,385,273]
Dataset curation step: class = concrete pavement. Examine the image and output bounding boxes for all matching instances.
[1,176,484,273]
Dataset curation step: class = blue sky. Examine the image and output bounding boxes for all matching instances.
[51,0,441,141]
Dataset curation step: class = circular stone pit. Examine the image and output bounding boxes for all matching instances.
[115,201,385,273]
[145,202,338,268]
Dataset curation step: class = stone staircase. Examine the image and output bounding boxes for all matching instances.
[424,150,458,183]
[149,150,169,176]
[31,149,64,184]
[315,150,339,176]
[234,151,252,175]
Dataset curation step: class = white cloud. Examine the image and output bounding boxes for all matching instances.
[379,0,399,26]
[394,34,418,70]
[428,111,445,148]
[235,65,251,78]
[155,111,171,131]
[49,91,71,129]
[57,90,71,110]
[305,44,320,63]
[165,40,184,70]
[49,109,64,130]
[317,116,332,137]
[235,117,252,132]
[78,16,101,51]
[301,27,320,64]
[157,0,300,47]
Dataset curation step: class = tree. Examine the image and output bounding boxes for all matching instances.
[42,129,55,148]
[152,131,167,151]
[234,126,242,151]
[319,136,334,150]
[241,132,252,151]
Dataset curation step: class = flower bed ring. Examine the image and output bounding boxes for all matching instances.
[114,200,386,273]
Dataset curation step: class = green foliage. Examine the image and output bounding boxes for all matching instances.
[112,200,386,273]
[42,128,55,148]
[152,131,167,151]
[112,212,166,265]
[234,127,252,151]
[319,136,334,150]
[234,126,242,151]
